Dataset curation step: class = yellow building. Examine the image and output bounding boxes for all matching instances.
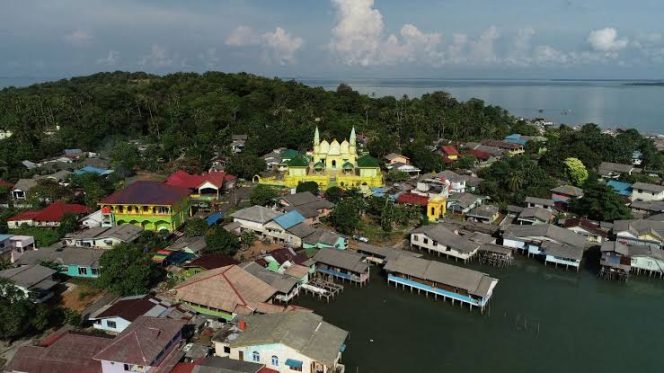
[427,195,447,222]
[259,127,383,191]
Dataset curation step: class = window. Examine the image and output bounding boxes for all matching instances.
[252,351,260,362]
[123,363,131,371]
[272,355,279,366]
[91,268,99,276]
[423,238,429,244]
[107,320,117,329]
[78,267,88,276]
[224,346,231,353]
[413,235,418,241]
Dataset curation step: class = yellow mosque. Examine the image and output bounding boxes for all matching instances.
[258,127,383,191]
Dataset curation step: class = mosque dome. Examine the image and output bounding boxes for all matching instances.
[319,140,330,154]
[340,140,350,154]
[328,139,341,155]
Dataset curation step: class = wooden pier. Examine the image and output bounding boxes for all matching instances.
[477,244,514,268]
[301,275,344,303]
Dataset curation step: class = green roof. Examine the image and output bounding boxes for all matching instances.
[282,149,299,160]
[313,161,325,170]
[288,155,309,167]
[357,155,380,168]
[342,161,354,170]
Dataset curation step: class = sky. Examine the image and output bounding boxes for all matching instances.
[2,0,664,80]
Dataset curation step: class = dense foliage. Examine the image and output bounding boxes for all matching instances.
[479,155,557,205]
[0,279,52,341]
[0,71,520,180]
[205,226,240,256]
[96,243,163,295]
[569,178,632,221]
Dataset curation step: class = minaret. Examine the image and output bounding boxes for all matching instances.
[313,126,320,160]
[349,126,357,156]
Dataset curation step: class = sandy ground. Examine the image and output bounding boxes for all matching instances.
[59,281,104,312]
[234,239,283,262]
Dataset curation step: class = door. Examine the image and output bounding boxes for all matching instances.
[239,351,244,361]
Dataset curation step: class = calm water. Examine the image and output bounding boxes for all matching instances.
[301,79,664,133]
[297,255,664,373]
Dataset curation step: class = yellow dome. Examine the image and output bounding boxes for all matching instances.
[328,139,341,155]
[319,140,330,154]
[340,140,350,154]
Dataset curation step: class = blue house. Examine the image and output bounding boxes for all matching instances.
[607,180,633,197]
[504,134,528,145]
[15,245,104,278]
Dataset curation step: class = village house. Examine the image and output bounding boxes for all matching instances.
[502,224,587,270]
[446,192,483,215]
[99,180,192,232]
[180,253,239,277]
[383,152,410,165]
[516,207,554,225]
[6,201,89,229]
[89,294,191,334]
[0,264,59,302]
[16,245,104,279]
[384,254,498,312]
[63,224,142,249]
[257,247,314,283]
[166,235,208,256]
[563,218,609,243]
[353,241,421,265]
[600,241,664,278]
[551,185,584,205]
[313,248,370,285]
[0,234,35,263]
[629,200,664,217]
[599,241,632,280]
[173,264,280,320]
[240,262,301,303]
[277,191,334,225]
[466,204,500,224]
[93,316,188,373]
[410,224,481,262]
[524,196,555,211]
[231,134,248,153]
[613,219,664,249]
[631,182,664,202]
[173,356,272,373]
[598,161,641,179]
[481,139,525,156]
[440,145,460,163]
[213,312,348,373]
[164,170,236,204]
[10,178,38,201]
[301,229,347,251]
[438,170,467,194]
[5,331,114,373]
[80,209,105,228]
[230,205,281,238]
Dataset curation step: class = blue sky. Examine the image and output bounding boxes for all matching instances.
[2,0,664,79]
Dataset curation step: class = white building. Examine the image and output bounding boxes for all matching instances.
[214,312,348,373]
[631,182,664,202]
[410,224,480,262]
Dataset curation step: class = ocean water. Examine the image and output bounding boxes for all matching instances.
[297,255,664,373]
[300,79,664,134]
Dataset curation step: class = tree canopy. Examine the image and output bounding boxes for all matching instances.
[96,243,163,295]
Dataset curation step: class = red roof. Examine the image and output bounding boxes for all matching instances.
[481,139,523,150]
[441,146,459,156]
[7,201,88,222]
[165,170,236,190]
[6,332,112,373]
[184,253,239,270]
[0,178,13,188]
[396,193,429,206]
[468,149,492,160]
[171,363,196,373]
[94,295,157,322]
[101,180,191,205]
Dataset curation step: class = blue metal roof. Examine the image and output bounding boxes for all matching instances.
[285,359,303,368]
[504,134,528,145]
[607,180,633,196]
[272,210,305,229]
[206,212,224,226]
[0,234,12,241]
[74,166,113,176]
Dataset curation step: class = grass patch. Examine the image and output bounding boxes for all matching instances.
[10,226,62,246]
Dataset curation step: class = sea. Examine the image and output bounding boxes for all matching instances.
[2,76,663,133]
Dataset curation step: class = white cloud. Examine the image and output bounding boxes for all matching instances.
[225,26,261,46]
[139,44,174,68]
[261,27,304,65]
[328,0,444,66]
[469,26,500,63]
[64,30,92,46]
[587,27,628,55]
[534,45,569,64]
[96,50,119,66]
[447,33,468,64]
[505,27,535,66]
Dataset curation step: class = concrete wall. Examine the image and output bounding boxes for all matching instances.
[411,233,476,260]
[92,317,131,333]
[631,189,664,202]
[216,342,340,373]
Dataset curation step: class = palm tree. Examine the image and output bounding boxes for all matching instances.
[508,172,524,192]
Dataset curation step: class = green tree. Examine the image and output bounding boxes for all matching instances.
[453,156,477,170]
[205,226,240,256]
[240,230,257,250]
[110,142,141,177]
[296,181,319,195]
[57,213,79,235]
[324,186,344,204]
[380,201,394,232]
[225,154,266,180]
[184,218,208,237]
[27,179,72,207]
[564,157,588,186]
[250,184,279,206]
[386,169,409,182]
[0,279,53,341]
[570,179,631,221]
[96,243,162,295]
[330,199,360,235]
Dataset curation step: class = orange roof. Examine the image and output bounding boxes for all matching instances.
[441,145,459,156]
